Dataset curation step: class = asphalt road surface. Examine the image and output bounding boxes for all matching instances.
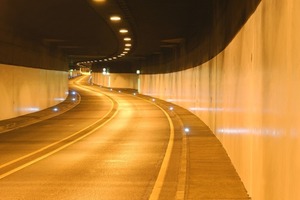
[0,76,183,200]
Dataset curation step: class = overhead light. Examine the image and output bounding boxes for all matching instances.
[125,43,131,47]
[184,127,190,133]
[113,57,117,59]
[121,53,125,56]
[119,29,128,33]
[110,16,121,21]
[124,37,131,41]
[93,0,106,2]
[123,51,128,54]
[124,48,130,51]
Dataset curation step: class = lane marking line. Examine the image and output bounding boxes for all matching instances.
[146,101,175,200]
[0,78,118,179]
[0,107,119,180]
[100,88,176,200]
[89,82,185,199]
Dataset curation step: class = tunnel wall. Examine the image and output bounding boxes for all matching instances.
[92,73,138,89]
[140,1,300,199]
[0,64,68,120]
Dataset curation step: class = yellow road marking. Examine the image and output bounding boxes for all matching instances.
[73,78,177,199]
[0,77,118,179]
[143,99,175,200]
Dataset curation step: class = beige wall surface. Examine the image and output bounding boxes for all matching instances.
[0,64,68,120]
[140,1,300,199]
[92,73,138,89]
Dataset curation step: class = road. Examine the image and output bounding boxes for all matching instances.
[0,76,183,200]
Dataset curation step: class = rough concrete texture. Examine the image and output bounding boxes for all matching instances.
[0,64,68,120]
[140,0,300,199]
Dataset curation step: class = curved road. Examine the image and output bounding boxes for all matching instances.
[0,76,182,200]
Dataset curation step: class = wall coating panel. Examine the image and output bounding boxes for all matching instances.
[0,64,68,120]
[140,1,300,199]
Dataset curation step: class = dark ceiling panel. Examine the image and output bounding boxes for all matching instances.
[0,0,261,73]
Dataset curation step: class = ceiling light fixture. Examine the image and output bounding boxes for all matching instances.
[110,16,121,21]
[119,29,128,33]
[124,37,131,41]
[125,43,131,47]
[93,0,106,2]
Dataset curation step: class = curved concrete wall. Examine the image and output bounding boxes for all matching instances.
[92,73,138,89]
[140,1,300,199]
[0,64,68,120]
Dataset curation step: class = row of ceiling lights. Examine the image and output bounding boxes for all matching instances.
[77,0,132,66]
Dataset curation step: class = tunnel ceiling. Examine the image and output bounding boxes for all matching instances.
[1,0,261,72]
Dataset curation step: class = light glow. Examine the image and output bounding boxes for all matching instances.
[20,107,40,112]
[125,43,131,47]
[54,98,65,101]
[110,16,121,21]
[124,37,131,41]
[189,107,223,112]
[119,29,128,33]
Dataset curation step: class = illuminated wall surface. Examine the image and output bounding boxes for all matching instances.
[92,73,138,89]
[140,1,300,199]
[0,64,68,120]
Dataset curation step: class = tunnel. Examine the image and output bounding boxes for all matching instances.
[0,0,300,199]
